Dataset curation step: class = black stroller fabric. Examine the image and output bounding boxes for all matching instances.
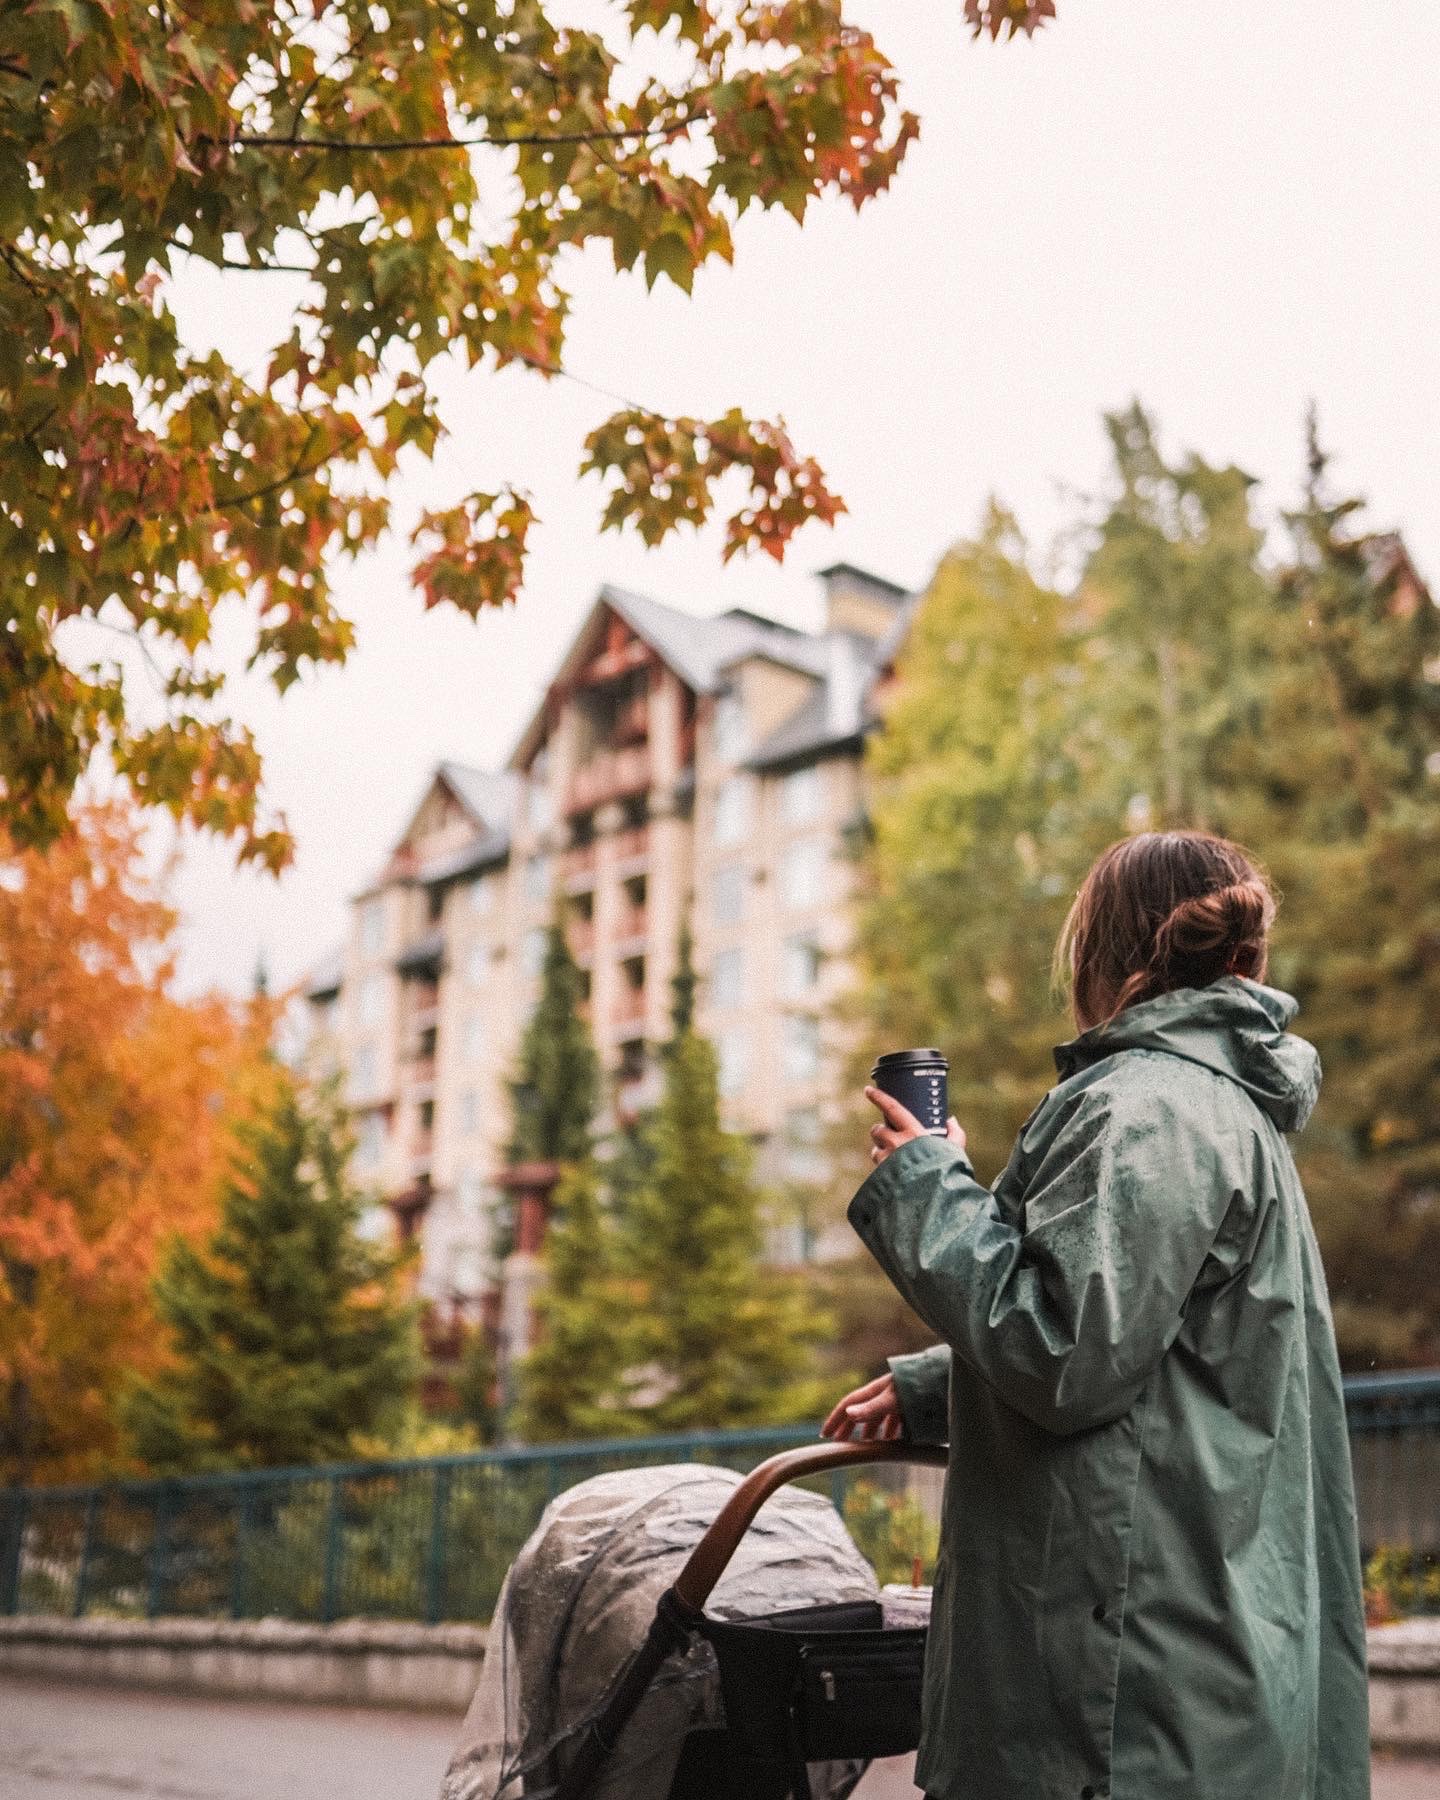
[704,1599,927,1784]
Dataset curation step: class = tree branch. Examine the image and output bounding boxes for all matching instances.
[229,112,701,153]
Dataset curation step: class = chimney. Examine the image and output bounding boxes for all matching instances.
[817,563,909,642]
[826,635,864,739]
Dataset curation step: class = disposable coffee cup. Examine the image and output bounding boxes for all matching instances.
[871,1048,949,1137]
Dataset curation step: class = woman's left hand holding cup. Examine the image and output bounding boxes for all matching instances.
[865,1085,966,1168]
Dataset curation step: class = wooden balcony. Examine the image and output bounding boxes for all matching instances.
[613,987,646,1029]
[410,1126,434,1174]
[613,823,650,866]
[562,840,598,888]
[407,1053,437,1089]
[565,746,652,817]
[612,905,647,951]
[568,918,596,963]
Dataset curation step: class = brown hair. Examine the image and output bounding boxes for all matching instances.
[1057,831,1276,1030]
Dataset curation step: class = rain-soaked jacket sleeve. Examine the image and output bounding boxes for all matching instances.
[849,1084,1247,1436]
[887,1344,951,1445]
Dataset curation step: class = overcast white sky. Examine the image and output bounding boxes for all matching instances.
[158,1,1440,998]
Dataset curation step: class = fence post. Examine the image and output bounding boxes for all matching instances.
[425,1466,452,1626]
[0,1490,26,1614]
[73,1490,100,1619]
[321,1476,344,1624]
[230,1484,253,1621]
[147,1487,171,1619]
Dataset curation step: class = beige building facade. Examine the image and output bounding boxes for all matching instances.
[306,564,912,1324]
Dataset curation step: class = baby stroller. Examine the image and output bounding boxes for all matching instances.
[444,1438,947,1800]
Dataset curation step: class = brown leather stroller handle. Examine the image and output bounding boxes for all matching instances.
[672,1438,949,1612]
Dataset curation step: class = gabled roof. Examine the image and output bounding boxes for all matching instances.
[510,584,833,768]
[437,762,518,832]
[746,635,876,770]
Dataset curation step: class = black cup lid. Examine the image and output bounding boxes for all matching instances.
[873,1048,946,1069]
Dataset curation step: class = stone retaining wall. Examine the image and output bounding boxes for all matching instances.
[1368,1620,1440,1754]
[1,1614,1437,1749]
[0,1615,488,1712]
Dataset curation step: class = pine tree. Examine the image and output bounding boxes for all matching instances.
[1224,419,1440,1365]
[123,1077,419,1471]
[512,1162,645,1442]
[619,935,832,1431]
[493,910,601,1260]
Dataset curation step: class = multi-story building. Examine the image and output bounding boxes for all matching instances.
[305,562,913,1334]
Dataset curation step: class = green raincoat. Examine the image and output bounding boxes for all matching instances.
[848,978,1369,1800]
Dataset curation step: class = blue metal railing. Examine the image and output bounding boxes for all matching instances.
[2,1375,1436,1625]
[0,1426,823,1625]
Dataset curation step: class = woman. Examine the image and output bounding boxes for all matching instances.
[822,831,1369,1800]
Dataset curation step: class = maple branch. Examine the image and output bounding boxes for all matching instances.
[229,111,702,152]
[213,432,341,510]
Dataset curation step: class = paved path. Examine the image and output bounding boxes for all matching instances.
[0,1676,1434,1799]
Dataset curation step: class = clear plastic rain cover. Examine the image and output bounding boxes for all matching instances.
[441,1462,882,1800]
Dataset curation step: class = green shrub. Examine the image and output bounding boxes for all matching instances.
[842,1478,939,1588]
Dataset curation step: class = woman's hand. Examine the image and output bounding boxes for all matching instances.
[820,1371,904,1441]
[866,1085,967,1167]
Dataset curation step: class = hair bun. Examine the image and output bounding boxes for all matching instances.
[1155,880,1273,977]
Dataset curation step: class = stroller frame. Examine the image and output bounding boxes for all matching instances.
[552,1437,948,1800]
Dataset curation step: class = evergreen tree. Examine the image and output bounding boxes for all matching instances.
[619,937,832,1431]
[452,1325,501,1445]
[1081,401,1273,832]
[1224,420,1440,1365]
[124,1077,418,1471]
[853,508,1087,1179]
[512,1162,645,1442]
[493,909,601,1260]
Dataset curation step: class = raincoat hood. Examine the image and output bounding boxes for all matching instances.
[1054,975,1322,1132]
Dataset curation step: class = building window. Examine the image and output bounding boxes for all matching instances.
[779,839,826,910]
[717,1029,749,1098]
[713,691,748,764]
[354,1110,387,1174]
[459,1088,478,1136]
[462,1011,486,1060]
[781,932,822,998]
[359,897,385,959]
[780,763,823,826]
[524,853,550,903]
[711,863,745,927]
[522,927,548,977]
[468,875,493,915]
[350,1044,377,1100]
[356,971,385,1028]
[782,1013,821,1085]
[784,1106,826,1182]
[710,948,744,1012]
[712,775,751,847]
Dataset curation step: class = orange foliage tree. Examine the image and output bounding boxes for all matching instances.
[0,804,274,1486]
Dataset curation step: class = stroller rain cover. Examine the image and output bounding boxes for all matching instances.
[442,1462,882,1800]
